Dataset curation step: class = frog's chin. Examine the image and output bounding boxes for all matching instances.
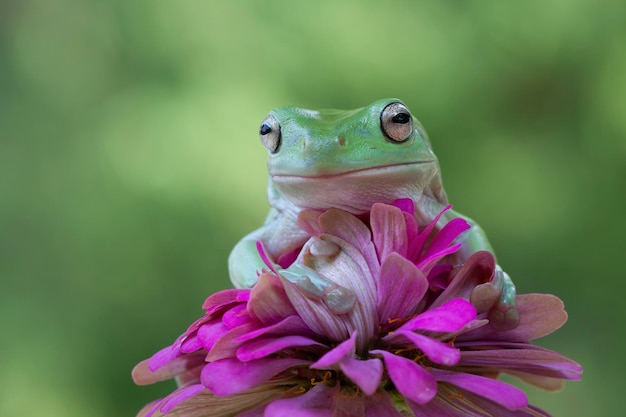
[270,161,443,214]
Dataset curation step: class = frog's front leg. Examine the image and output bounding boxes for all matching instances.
[442,208,519,330]
[228,218,356,314]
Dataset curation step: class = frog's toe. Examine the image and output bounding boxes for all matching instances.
[489,304,520,331]
[488,267,520,331]
[470,282,500,313]
[279,264,356,314]
[323,286,357,314]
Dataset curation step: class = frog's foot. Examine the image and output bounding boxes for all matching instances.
[279,265,356,314]
[470,265,519,331]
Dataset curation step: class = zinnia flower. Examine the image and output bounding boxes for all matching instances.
[133,200,581,416]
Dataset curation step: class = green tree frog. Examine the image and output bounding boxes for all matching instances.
[229,98,518,329]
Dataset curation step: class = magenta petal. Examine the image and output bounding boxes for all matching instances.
[201,357,309,396]
[264,383,337,417]
[422,217,470,259]
[392,198,415,213]
[431,369,528,410]
[393,331,460,366]
[196,320,229,351]
[235,315,310,343]
[372,350,437,404]
[311,332,356,368]
[159,384,205,413]
[147,345,181,372]
[201,288,250,313]
[221,303,251,328]
[256,241,279,273]
[236,335,323,361]
[179,334,202,353]
[416,243,463,275]
[339,357,383,395]
[377,253,429,323]
[398,298,476,333]
[407,205,451,262]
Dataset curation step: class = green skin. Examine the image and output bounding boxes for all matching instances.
[229,98,518,330]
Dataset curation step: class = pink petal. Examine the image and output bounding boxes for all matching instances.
[200,357,309,396]
[397,298,476,333]
[318,209,373,253]
[205,323,256,361]
[458,344,582,380]
[236,335,323,361]
[370,203,408,260]
[339,357,383,395]
[393,330,461,366]
[311,332,356,368]
[372,350,437,404]
[459,293,568,343]
[248,272,298,325]
[311,333,383,395]
[296,209,324,236]
[264,383,338,417]
[377,253,428,323]
[133,351,205,385]
[279,256,378,352]
[280,278,352,342]
[430,251,495,309]
[431,369,528,410]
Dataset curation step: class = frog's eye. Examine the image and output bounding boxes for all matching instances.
[380,102,413,142]
[259,114,281,153]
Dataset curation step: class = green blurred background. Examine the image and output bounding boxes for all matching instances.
[1,0,624,416]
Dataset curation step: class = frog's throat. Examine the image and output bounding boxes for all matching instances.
[269,161,445,214]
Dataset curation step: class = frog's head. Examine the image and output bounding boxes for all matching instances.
[259,98,447,213]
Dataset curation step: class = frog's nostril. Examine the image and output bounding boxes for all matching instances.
[338,137,346,146]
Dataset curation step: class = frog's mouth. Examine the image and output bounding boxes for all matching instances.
[270,161,435,180]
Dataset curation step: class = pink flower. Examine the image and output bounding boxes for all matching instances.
[133,201,581,416]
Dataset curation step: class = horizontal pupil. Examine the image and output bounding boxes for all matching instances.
[259,124,272,135]
[392,113,410,124]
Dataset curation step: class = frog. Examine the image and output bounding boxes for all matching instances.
[228,98,519,330]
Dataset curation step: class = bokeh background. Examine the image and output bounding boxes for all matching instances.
[2,0,624,416]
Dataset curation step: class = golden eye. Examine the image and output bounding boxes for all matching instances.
[259,114,281,153]
[380,102,413,142]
